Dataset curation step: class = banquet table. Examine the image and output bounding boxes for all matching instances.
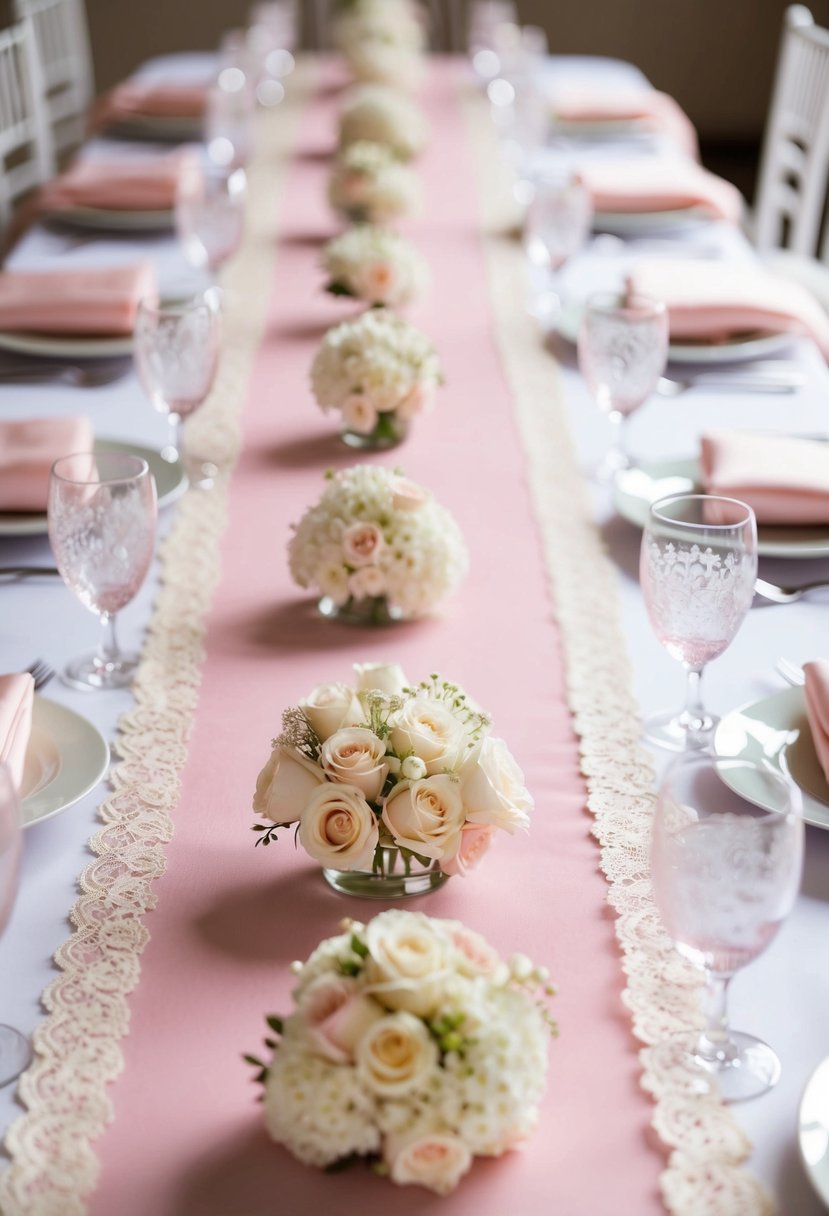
[0,49,828,1216]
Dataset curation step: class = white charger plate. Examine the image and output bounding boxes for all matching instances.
[800,1055,829,1206]
[0,438,186,537]
[557,298,794,364]
[0,331,134,359]
[45,205,174,232]
[613,456,829,559]
[712,686,829,831]
[20,696,109,828]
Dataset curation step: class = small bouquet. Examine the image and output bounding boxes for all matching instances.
[339,84,429,161]
[310,308,441,447]
[251,661,532,885]
[329,141,420,225]
[248,910,556,1194]
[333,0,426,89]
[322,226,428,308]
[287,467,467,620]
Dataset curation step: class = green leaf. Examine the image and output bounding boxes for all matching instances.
[243,1053,264,1068]
[266,1015,284,1035]
[350,934,369,959]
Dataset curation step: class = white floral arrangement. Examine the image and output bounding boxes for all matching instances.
[288,467,466,617]
[329,140,420,224]
[247,910,556,1194]
[333,0,426,89]
[310,308,440,436]
[322,226,429,308]
[252,661,532,874]
[339,84,428,161]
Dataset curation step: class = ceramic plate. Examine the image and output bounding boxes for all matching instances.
[712,686,829,830]
[799,1056,829,1206]
[0,330,134,359]
[613,456,829,559]
[557,298,795,364]
[0,438,186,537]
[20,696,109,828]
[45,205,174,232]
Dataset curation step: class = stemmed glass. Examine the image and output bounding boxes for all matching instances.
[175,159,247,286]
[133,292,222,484]
[0,763,31,1086]
[577,291,668,480]
[640,493,757,751]
[524,176,592,322]
[652,752,803,1100]
[48,453,157,691]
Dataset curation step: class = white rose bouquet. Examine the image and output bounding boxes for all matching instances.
[322,226,429,308]
[310,308,441,446]
[247,910,556,1194]
[329,140,420,225]
[251,663,533,887]
[288,466,466,620]
[333,0,427,89]
[339,85,429,161]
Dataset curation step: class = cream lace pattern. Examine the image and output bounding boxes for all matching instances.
[0,66,315,1216]
[461,88,775,1216]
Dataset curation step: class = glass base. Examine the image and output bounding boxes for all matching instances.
[693,1029,781,1102]
[643,707,718,753]
[590,446,630,485]
[323,861,449,900]
[0,1024,31,1087]
[340,413,408,450]
[62,650,140,691]
[318,595,407,626]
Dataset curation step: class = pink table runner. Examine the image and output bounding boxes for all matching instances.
[87,63,664,1214]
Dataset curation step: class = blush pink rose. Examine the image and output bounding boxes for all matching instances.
[390,475,428,512]
[252,745,326,824]
[341,393,378,434]
[382,775,465,860]
[395,383,431,420]
[360,259,397,303]
[299,973,384,1063]
[348,566,387,599]
[440,823,497,878]
[385,1130,473,1195]
[342,520,385,566]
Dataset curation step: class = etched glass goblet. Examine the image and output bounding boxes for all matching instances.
[175,159,247,286]
[652,752,803,1100]
[524,175,592,322]
[48,453,157,690]
[640,493,757,751]
[0,763,31,1086]
[578,290,668,480]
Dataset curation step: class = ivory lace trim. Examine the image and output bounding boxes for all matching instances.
[461,86,775,1216]
[0,65,314,1216]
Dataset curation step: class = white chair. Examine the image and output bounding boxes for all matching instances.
[754,6,829,308]
[14,0,94,158]
[0,17,54,233]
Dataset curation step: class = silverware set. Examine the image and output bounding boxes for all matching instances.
[658,363,807,396]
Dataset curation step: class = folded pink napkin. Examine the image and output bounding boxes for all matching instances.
[629,259,829,358]
[100,80,207,121]
[576,159,743,223]
[0,263,157,335]
[0,416,94,511]
[551,85,699,160]
[804,660,829,782]
[0,673,35,791]
[40,152,195,212]
[700,431,829,524]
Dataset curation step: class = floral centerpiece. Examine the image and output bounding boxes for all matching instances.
[287,466,466,623]
[247,910,556,1193]
[329,141,420,226]
[252,662,533,896]
[322,226,428,309]
[310,308,440,448]
[333,0,426,89]
[339,84,429,161]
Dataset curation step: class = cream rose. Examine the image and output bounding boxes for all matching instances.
[356,259,398,303]
[460,736,533,833]
[364,909,450,1015]
[321,727,389,802]
[382,776,465,860]
[438,918,505,979]
[348,566,387,599]
[300,681,363,743]
[440,822,497,877]
[341,393,378,434]
[252,745,326,824]
[390,475,428,512]
[299,973,384,1064]
[385,1131,473,1195]
[299,784,379,871]
[355,1010,438,1097]
[395,383,431,420]
[390,698,468,775]
[354,661,409,696]
[342,521,385,567]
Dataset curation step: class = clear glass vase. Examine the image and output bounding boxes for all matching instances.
[340,411,408,450]
[318,594,408,625]
[323,844,449,899]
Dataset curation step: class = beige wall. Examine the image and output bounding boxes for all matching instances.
[85,0,829,141]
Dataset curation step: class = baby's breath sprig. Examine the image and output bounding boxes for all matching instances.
[428,1011,475,1058]
[410,675,491,743]
[277,707,320,760]
[359,690,405,740]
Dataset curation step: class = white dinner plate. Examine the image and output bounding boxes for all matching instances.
[799,1055,829,1206]
[712,686,829,831]
[0,330,134,359]
[0,438,186,537]
[613,456,829,559]
[20,696,110,828]
[45,205,174,232]
[557,298,795,364]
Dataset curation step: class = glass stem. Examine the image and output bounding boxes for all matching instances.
[681,665,707,734]
[695,973,738,1066]
[164,413,182,465]
[608,409,627,467]
[96,613,121,675]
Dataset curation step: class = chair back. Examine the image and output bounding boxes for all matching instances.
[755,5,829,259]
[0,17,54,231]
[15,0,94,156]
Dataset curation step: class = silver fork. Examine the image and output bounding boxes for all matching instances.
[775,657,805,687]
[658,371,805,396]
[755,576,829,604]
[25,659,55,691]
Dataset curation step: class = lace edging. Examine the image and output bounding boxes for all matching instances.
[460,82,775,1216]
[0,64,316,1216]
